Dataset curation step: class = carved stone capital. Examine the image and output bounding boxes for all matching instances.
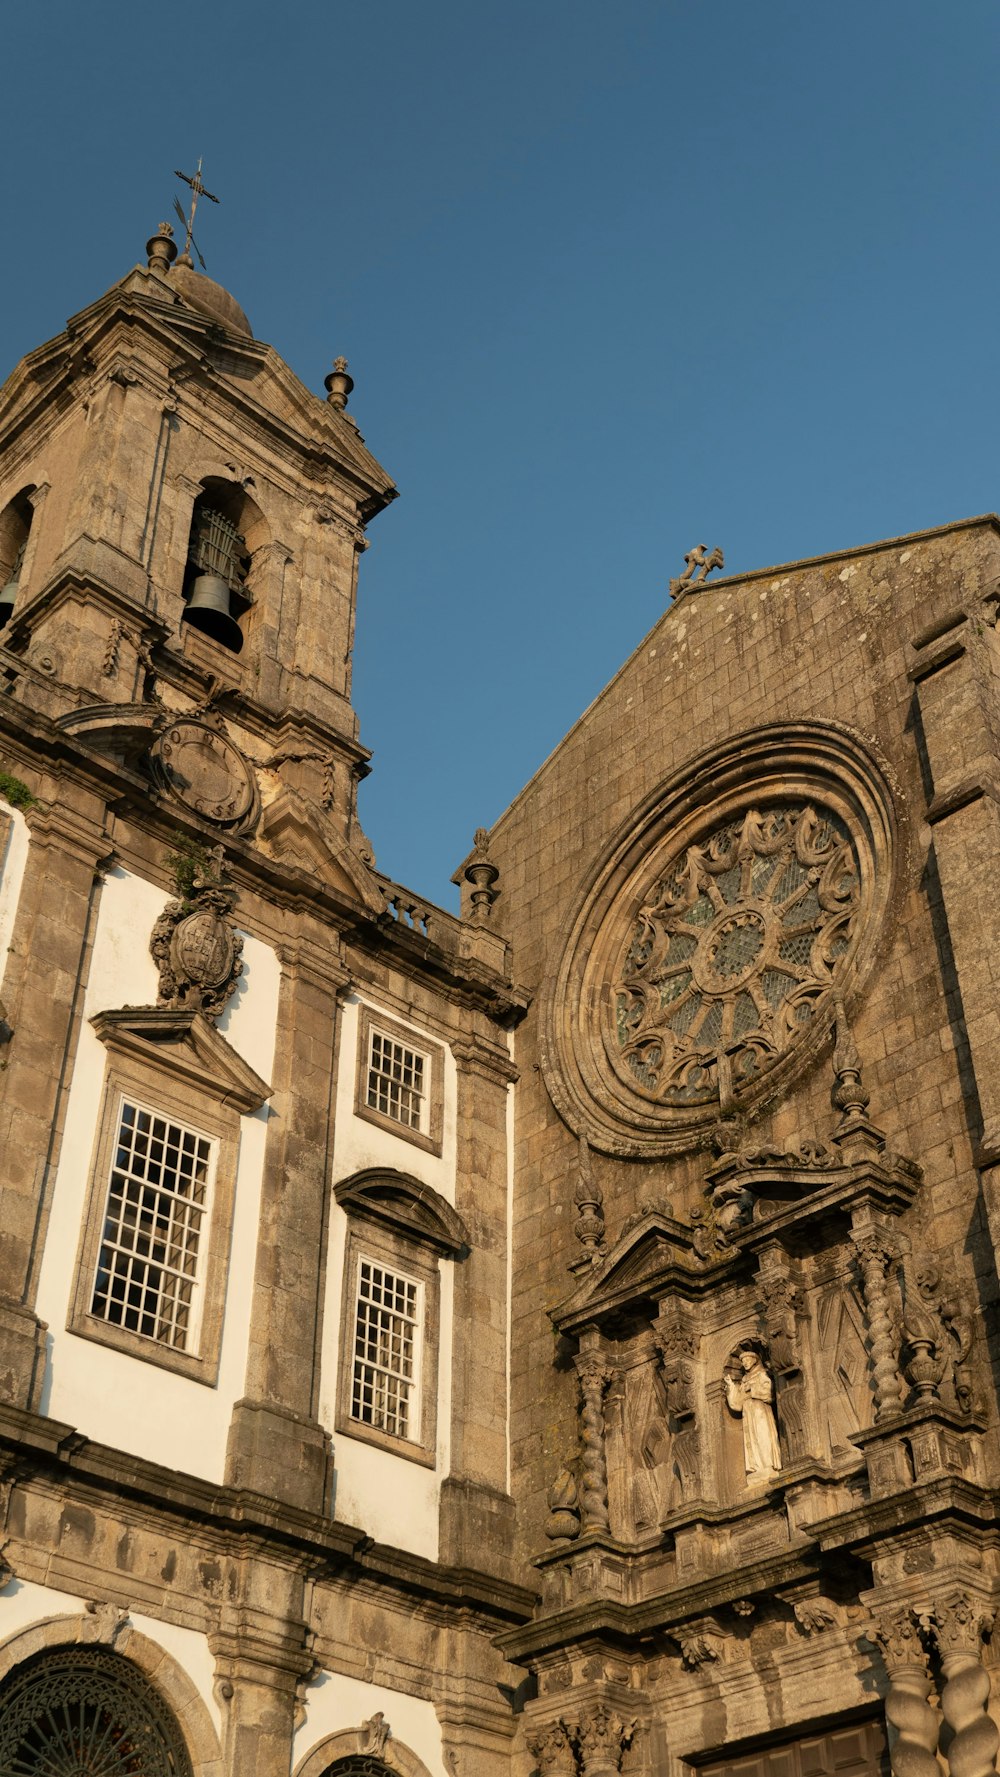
[872,1602,929,1674]
[924,1593,991,1662]
[526,1718,576,1776]
[573,1704,637,1775]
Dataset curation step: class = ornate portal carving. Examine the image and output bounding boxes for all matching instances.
[614,804,860,1108]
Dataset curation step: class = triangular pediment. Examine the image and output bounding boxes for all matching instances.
[554,1208,701,1332]
[257,788,386,914]
[91,1006,271,1114]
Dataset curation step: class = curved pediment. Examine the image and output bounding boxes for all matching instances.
[333,1168,467,1258]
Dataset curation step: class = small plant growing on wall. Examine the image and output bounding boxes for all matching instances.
[0,768,34,811]
[164,832,220,909]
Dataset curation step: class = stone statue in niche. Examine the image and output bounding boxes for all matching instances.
[724,1342,781,1486]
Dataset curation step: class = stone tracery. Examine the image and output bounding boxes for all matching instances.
[612,803,860,1106]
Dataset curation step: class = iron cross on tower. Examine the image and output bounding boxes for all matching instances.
[173,158,220,267]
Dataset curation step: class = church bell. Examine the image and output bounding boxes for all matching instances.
[181,573,244,653]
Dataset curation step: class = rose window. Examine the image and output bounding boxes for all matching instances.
[612,803,860,1105]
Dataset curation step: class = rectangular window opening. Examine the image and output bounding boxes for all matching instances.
[90,1098,213,1353]
[366,1028,427,1133]
[351,1256,421,1441]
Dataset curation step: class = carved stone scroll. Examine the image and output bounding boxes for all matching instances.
[871,1603,940,1777]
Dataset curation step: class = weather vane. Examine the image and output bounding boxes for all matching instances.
[173,158,220,269]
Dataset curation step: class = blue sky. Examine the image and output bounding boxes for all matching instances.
[5,3,999,904]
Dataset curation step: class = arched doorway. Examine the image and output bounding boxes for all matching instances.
[0,1644,194,1775]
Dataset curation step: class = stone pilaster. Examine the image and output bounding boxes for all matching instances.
[0,794,109,1409]
[226,925,348,1512]
[439,1030,517,1572]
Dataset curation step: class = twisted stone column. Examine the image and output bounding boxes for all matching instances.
[928,1596,999,1777]
[872,1604,940,1777]
[575,1352,612,1533]
[852,1227,904,1420]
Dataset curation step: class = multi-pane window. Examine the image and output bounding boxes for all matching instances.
[89,1099,213,1353]
[366,1028,426,1133]
[351,1257,421,1440]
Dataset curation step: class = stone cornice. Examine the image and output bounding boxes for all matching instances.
[0,700,526,1020]
[0,1405,536,1630]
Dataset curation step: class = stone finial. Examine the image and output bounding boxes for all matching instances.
[463,827,500,924]
[146,222,177,276]
[325,356,354,410]
[544,1466,581,1542]
[832,996,885,1158]
[571,1137,606,1267]
[669,544,725,599]
[832,995,870,1119]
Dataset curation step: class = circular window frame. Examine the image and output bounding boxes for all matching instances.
[538,722,902,1158]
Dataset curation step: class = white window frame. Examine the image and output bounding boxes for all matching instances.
[88,1093,217,1358]
[354,1004,444,1156]
[350,1252,424,1444]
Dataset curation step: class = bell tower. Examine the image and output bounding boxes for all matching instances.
[0,217,396,856]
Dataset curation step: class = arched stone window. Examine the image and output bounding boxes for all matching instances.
[0,486,35,628]
[181,476,268,656]
[322,1761,396,1776]
[0,1644,194,1774]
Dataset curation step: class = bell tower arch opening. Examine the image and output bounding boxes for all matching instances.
[181,476,269,656]
[0,485,36,629]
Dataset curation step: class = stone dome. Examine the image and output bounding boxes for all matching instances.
[168,262,253,336]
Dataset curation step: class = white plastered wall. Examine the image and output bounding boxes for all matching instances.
[0,1578,221,1734]
[34,866,280,1485]
[320,995,457,1560]
[293,1668,446,1777]
[0,799,31,995]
